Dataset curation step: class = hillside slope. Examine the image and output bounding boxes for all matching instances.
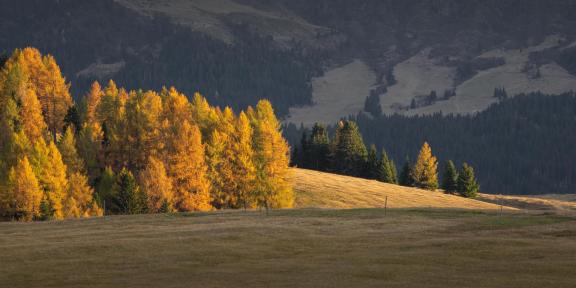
[291,168,510,210]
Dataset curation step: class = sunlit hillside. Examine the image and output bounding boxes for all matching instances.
[291,168,511,210]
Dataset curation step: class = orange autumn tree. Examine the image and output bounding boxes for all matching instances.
[0,48,100,221]
[140,156,174,213]
[5,156,43,221]
[19,48,72,138]
[412,142,439,190]
[249,100,293,209]
[1,48,296,221]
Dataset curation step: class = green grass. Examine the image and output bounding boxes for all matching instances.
[1,208,576,288]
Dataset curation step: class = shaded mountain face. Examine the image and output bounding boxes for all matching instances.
[2,0,576,120]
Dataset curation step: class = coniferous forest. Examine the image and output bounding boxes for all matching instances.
[287,92,576,195]
[0,48,293,221]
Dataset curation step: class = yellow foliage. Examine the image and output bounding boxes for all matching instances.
[140,156,174,213]
[85,81,103,126]
[412,142,439,190]
[250,100,294,209]
[64,172,99,219]
[5,156,43,221]
[167,121,211,212]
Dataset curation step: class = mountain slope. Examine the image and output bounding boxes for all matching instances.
[291,168,511,210]
[3,0,576,122]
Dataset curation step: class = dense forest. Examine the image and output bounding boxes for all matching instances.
[293,121,480,197]
[286,92,576,195]
[0,0,322,117]
[0,48,293,222]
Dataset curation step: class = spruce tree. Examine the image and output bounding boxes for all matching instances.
[331,120,368,177]
[399,157,414,187]
[298,130,310,168]
[308,123,330,171]
[366,145,379,179]
[457,163,480,198]
[378,150,398,184]
[96,166,117,214]
[441,160,459,193]
[412,142,438,190]
[115,168,146,215]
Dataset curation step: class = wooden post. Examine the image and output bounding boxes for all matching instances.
[384,196,388,216]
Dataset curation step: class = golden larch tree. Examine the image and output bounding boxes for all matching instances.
[139,156,174,213]
[58,126,86,174]
[249,100,293,209]
[30,139,69,219]
[233,111,257,209]
[412,142,439,190]
[20,48,72,138]
[84,81,103,125]
[5,156,43,221]
[64,172,101,218]
[166,121,211,211]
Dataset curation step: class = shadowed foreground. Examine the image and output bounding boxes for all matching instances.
[1,209,575,288]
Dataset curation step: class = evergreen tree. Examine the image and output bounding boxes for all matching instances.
[399,157,414,187]
[308,123,330,171]
[364,93,382,117]
[412,142,438,190]
[115,168,146,215]
[298,130,310,168]
[96,166,117,214]
[441,160,459,193]
[365,145,379,179]
[457,163,480,198]
[331,120,368,177]
[378,150,398,184]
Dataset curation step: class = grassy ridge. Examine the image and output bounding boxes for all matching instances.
[291,168,510,210]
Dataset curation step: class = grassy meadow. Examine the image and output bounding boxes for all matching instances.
[1,208,575,288]
[2,168,576,287]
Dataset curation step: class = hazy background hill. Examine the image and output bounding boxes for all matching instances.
[2,0,576,195]
[3,0,576,121]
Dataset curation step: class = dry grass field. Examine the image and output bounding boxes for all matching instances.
[1,209,575,288]
[292,168,512,210]
[2,168,576,287]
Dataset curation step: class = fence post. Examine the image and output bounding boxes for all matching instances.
[385,196,388,216]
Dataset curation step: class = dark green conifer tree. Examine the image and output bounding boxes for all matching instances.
[331,120,368,177]
[365,144,379,179]
[441,160,459,193]
[115,168,146,215]
[399,157,414,187]
[457,163,480,198]
[378,150,398,184]
[309,123,330,171]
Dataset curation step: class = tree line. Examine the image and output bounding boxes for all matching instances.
[0,48,293,221]
[286,91,576,195]
[293,121,479,197]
